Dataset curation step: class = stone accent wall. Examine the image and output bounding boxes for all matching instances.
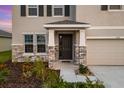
[75,46,87,65]
[48,46,56,68]
[12,45,24,62]
[75,46,80,64]
[12,45,48,62]
[55,45,59,61]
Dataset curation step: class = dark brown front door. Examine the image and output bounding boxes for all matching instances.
[59,34,73,60]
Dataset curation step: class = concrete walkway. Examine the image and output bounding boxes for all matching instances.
[89,66,124,88]
[60,62,86,82]
[53,62,97,82]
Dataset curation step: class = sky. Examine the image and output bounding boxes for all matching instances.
[0,5,12,32]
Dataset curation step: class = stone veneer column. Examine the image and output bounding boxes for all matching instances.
[48,29,55,68]
[79,29,87,65]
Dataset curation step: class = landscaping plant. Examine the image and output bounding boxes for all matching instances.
[43,69,60,87]
[79,64,88,74]
[32,58,46,81]
[0,68,10,83]
[79,64,93,75]
[22,62,33,79]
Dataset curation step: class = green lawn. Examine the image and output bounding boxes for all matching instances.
[0,51,11,63]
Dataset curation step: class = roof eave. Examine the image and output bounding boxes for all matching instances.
[44,24,91,29]
[0,35,12,38]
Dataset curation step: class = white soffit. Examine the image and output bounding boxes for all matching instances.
[44,24,91,28]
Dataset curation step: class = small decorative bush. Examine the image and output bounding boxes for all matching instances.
[79,64,93,75]
[0,68,10,83]
[43,69,60,88]
[22,61,33,79]
[0,64,6,70]
[79,64,88,74]
[82,76,105,88]
[32,58,46,81]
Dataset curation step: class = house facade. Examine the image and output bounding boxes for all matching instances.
[12,5,124,67]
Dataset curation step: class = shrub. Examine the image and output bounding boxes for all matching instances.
[0,64,6,70]
[47,76,105,88]
[0,68,10,83]
[79,64,89,74]
[82,76,105,88]
[32,58,46,81]
[22,62,33,78]
[43,69,60,88]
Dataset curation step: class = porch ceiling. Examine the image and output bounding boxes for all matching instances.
[44,20,90,29]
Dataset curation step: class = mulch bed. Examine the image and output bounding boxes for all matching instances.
[0,60,42,88]
[0,60,61,88]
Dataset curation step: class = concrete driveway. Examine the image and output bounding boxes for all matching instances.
[89,66,124,88]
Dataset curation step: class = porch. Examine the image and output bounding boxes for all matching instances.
[44,20,90,68]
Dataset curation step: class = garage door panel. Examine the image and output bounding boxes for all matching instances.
[87,40,124,65]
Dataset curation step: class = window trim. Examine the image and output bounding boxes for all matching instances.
[108,5,124,12]
[36,34,46,53]
[52,5,65,17]
[27,5,39,17]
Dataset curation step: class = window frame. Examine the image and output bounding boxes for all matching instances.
[108,5,124,11]
[27,5,39,17]
[52,5,64,17]
[36,34,46,53]
[24,34,34,53]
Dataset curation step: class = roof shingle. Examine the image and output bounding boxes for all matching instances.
[46,20,89,25]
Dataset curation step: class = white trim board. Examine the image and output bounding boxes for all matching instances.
[22,32,46,34]
[44,24,91,28]
[12,44,24,45]
[87,36,124,39]
[89,26,124,29]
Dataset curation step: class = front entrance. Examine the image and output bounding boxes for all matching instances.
[59,34,73,60]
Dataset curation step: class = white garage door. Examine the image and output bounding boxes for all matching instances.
[87,39,124,65]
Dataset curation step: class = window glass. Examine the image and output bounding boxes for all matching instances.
[37,35,45,44]
[54,8,63,16]
[25,35,33,44]
[53,5,63,16]
[110,5,122,10]
[25,45,33,53]
[25,35,33,53]
[28,5,38,16]
[37,45,46,53]
[37,34,46,53]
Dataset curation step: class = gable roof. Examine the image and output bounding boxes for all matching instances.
[46,20,89,25]
[44,20,90,29]
[0,30,12,38]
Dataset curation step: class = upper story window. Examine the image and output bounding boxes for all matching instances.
[28,5,38,16]
[21,5,70,17]
[24,35,33,53]
[109,5,121,10]
[109,5,122,10]
[53,5,64,16]
[101,5,124,11]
